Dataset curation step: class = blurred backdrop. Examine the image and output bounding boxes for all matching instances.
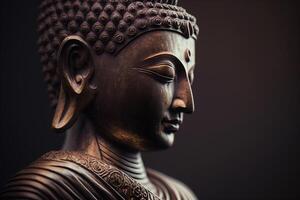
[0,0,299,199]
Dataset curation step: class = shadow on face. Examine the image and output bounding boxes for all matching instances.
[89,31,196,151]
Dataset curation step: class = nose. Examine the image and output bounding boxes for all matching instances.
[171,78,195,114]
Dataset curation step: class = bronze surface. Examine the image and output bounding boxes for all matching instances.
[0,0,199,199]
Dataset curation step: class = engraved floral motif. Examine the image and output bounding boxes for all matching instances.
[40,151,161,200]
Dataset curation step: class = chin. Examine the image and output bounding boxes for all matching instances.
[146,131,175,151]
[161,131,175,147]
[105,125,176,151]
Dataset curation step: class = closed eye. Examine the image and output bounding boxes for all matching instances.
[133,62,176,83]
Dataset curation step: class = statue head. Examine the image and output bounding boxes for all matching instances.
[38,0,199,151]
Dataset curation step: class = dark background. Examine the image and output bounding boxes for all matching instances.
[0,0,299,199]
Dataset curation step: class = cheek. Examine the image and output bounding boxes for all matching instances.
[120,74,173,128]
[163,83,175,109]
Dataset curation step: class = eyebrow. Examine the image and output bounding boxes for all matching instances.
[143,51,183,67]
[143,52,196,74]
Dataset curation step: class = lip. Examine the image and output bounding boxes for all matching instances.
[162,118,183,134]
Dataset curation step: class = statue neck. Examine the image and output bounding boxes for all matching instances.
[62,117,152,187]
[95,137,150,185]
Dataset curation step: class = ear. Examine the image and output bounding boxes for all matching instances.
[52,36,96,132]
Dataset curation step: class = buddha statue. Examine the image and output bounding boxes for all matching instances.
[0,0,199,199]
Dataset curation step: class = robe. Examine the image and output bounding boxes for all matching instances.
[0,151,197,200]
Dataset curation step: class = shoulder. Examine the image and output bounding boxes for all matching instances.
[147,168,198,200]
[0,151,116,200]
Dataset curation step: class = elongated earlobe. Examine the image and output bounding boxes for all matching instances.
[52,85,78,131]
[52,36,95,132]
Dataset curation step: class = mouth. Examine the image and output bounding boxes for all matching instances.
[162,118,183,134]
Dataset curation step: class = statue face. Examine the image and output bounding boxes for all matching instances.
[90,31,196,151]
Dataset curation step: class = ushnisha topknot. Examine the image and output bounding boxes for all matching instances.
[37,0,199,107]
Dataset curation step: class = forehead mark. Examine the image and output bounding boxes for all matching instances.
[184,48,192,63]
